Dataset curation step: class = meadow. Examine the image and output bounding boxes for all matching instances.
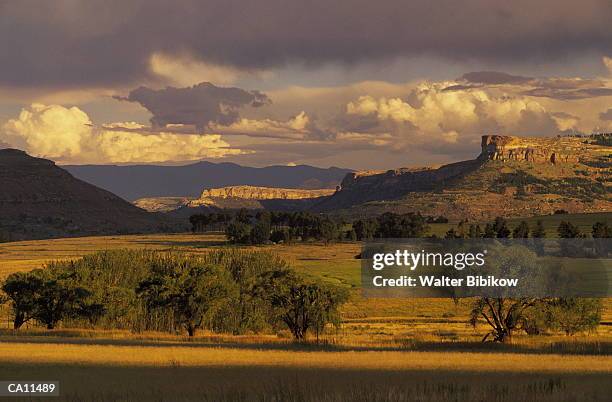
[0,212,610,401]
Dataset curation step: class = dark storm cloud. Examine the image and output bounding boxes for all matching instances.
[455,71,612,100]
[116,82,270,129]
[460,71,534,85]
[600,109,612,121]
[1,0,611,88]
[523,82,612,100]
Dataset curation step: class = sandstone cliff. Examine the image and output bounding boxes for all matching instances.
[188,186,335,207]
[315,134,611,219]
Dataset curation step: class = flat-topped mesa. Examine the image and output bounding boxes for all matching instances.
[188,185,335,207]
[479,135,588,164]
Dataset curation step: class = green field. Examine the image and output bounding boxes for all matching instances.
[0,212,610,401]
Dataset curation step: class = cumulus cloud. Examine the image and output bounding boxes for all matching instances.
[345,81,561,154]
[209,111,317,140]
[600,109,612,121]
[116,82,271,130]
[0,104,242,163]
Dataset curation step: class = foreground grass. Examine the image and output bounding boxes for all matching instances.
[0,337,610,401]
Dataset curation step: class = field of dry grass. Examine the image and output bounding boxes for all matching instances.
[0,226,610,401]
[0,334,610,401]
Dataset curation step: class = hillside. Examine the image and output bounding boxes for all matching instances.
[0,149,175,241]
[313,135,611,219]
[64,161,351,201]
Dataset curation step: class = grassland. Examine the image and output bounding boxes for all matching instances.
[0,212,610,401]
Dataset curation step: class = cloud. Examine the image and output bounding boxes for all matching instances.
[149,52,272,86]
[2,104,92,159]
[344,81,561,154]
[116,82,271,130]
[600,108,612,121]
[460,71,534,85]
[1,1,611,89]
[1,104,242,163]
[604,57,612,74]
[456,71,612,101]
[209,111,319,140]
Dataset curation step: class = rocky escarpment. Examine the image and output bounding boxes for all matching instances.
[314,135,611,218]
[188,186,335,207]
[479,135,593,164]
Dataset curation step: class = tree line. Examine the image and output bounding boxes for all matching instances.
[1,250,348,340]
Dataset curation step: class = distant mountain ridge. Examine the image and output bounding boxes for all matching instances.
[0,149,176,241]
[64,161,352,201]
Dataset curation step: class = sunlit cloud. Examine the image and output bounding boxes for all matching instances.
[1,104,243,163]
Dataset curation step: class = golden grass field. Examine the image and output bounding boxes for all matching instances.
[0,221,610,401]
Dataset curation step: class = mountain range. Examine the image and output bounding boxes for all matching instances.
[64,162,351,201]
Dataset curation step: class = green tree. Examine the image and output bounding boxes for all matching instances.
[225,221,252,244]
[546,298,602,335]
[512,221,530,238]
[137,255,235,336]
[250,221,271,244]
[592,221,610,238]
[493,217,511,238]
[1,271,43,329]
[259,270,348,340]
[353,219,378,240]
[30,267,94,330]
[532,220,546,238]
[483,223,496,238]
[468,224,482,238]
[557,221,582,238]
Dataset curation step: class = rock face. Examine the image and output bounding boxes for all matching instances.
[133,197,194,212]
[188,186,335,207]
[480,135,588,164]
[0,149,174,240]
[314,135,611,219]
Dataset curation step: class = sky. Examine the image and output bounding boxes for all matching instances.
[0,0,611,169]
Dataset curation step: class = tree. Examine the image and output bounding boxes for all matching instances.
[468,224,482,239]
[225,221,252,244]
[2,266,95,330]
[316,219,340,244]
[592,221,610,238]
[469,247,544,342]
[259,270,348,340]
[471,297,539,342]
[546,298,602,335]
[250,221,271,244]
[483,223,496,238]
[532,220,546,238]
[512,221,530,238]
[1,271,43,329]
[493,217,511,238]
[353,219,378,240]
[137,255,235,336]
[557,221,582,238]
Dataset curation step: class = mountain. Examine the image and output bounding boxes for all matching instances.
[64,161,351,201]
[313,135,612,220]
[0,149,176,241]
